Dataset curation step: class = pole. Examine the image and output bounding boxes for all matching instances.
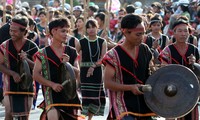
[83,0,90,38]
[2,0,7,25]
[62,0,65,15]
[70,0,74,30]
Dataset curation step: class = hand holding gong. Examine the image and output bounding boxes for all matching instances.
[51,82,63,92]
[188,54,196,64]
[61,54,70,63]
[19,50,27,60]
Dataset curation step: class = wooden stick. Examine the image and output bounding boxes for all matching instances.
[12,0,16,16]
[102,0,110,38]
[83,0,89,38]
[70,0,74,30]
[62,0,65,15]
[108,0,112,30]
[2,0,7,25]
[45,0,49,47]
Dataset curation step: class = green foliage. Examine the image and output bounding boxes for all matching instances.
[65,0,79,6]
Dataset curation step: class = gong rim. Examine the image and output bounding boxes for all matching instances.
[144,64,200,118]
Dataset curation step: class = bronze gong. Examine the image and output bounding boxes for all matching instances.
[58,62,76,101]
[144,64,200,119]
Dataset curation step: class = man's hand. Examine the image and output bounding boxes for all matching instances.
[11,71,21,83]
[61,54,70,63]
[51,83,63,92]
[130,84,143,95]
[19,50,27,60]
[188,54,196,64]
[152,39,159,49]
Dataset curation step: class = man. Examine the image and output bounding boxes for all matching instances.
[88,5,99,18]
[33,17,81,120]
[159,16,199,120]
[73,6,83,19]
[103,14,156,120]
[0,14,38,120]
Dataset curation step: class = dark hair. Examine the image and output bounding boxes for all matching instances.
[197,9,200,18]
[172,16,189,30]
[95,12,105,22]
[0,10,3,17]
[28,17,36,26]
[119,8,126,13]
[15,11,28,16]
[75,16,84,27]
[73,16,84,34]
[11,14,29,32]
[54,0,61,4]
[38,11,46,17]
[150,14,163,26]
[180,4,189,13]
[85,19,98,29]
[126,5,135,14]
[89,6,98,12]
[121,14,143,29]
[48,17,70,36]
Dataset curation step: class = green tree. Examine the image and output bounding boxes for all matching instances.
[65,0,79,6]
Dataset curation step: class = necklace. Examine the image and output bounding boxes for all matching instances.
[87,37,100,63]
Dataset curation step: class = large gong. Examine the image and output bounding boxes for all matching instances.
[58,62,76,101]
[18,59,33,90]
[144,64,200,118]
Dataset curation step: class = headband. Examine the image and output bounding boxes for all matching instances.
[150,20,162,25]
[150,20,162,24]
[173,23,189,31]
[10,22,27,29]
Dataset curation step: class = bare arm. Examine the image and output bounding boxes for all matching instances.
[103,63,143,95]
[0,52,21,83]
[72,59,80,81]
[165,36,170,46]
[76,41,81,53]
[95,40,108,66]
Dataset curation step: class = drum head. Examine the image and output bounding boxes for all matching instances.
[18,59,33,90]
[144,64,200,118]
[58,62,76,101]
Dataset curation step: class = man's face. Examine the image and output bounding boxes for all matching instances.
[123,23,145,46]
[73,10,81,18]
[95,17,103,27]
[52,27,69,43]
[9,25,25,41]
[174,24,189,43]
[88,9,94,17]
